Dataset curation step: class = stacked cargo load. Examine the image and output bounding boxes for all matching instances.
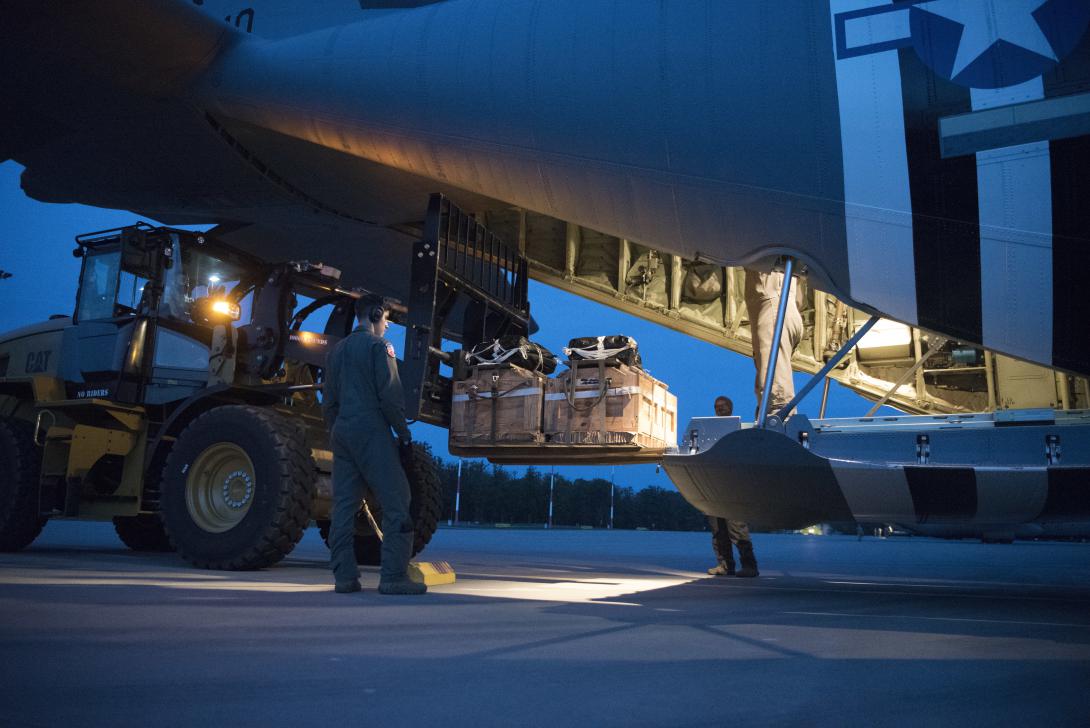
[544,361,676,450]
[449,337,555,447]
[449,335,677,464]
[545,336,675,452]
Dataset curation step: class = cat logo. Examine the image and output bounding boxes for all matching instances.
[24,350,51,374]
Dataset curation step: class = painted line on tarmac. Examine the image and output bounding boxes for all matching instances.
[827,580,962,588]
[783,611,1090,629]
[0,576,331,592]
[692,578,1090,603]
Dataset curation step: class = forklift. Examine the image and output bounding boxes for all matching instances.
[0,194,532,570]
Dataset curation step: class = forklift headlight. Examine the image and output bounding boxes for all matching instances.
[210,299,241,320]
[193,297,241,324]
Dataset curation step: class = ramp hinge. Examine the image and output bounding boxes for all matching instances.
[916,434,930,465]
[1045,434,1061,465]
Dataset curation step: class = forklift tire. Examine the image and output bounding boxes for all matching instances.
[318,442,443,566]
[160,406,316,570]
[113,515,175,552]
[0,418,47,552]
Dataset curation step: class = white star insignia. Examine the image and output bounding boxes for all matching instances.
[916,0,1057,77]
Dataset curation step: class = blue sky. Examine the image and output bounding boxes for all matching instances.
[0,160,886,490]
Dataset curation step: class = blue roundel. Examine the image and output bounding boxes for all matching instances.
[909,0,1090,89]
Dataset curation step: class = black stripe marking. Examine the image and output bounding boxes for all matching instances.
[1041,27,1090,375]
[1048,136,1090,375]
[904,466,977,522]
[1040,467,1090,519]
[898,48,982,344]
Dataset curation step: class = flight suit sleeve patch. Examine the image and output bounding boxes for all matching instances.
[386,342,396,358]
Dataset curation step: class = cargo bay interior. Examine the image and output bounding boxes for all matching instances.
[478,208,1089,418]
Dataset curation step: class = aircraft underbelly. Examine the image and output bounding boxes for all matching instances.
[193,0,1090,376]
[200,2,852,291]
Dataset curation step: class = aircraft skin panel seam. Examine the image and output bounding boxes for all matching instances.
[972,79,1054,368]
[203,113,382,226]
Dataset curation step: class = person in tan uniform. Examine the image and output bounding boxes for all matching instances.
[706,396,759,578]
[744,263,803,417]
[707,264,801,579]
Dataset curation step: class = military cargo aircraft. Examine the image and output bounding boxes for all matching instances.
[2,0,1088,542]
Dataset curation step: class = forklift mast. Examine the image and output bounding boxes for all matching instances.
[402,194,532,427]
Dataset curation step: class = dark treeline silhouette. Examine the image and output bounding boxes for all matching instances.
[433,456,707,531]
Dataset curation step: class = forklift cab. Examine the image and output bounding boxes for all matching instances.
[71,224,258,405]
[70,223,358,407]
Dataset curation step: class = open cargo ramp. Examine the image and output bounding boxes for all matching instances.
[480,209,1090,417]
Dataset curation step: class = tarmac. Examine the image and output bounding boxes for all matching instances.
[1,523,1089,727]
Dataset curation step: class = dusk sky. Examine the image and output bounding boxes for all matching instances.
[0,160,889,491]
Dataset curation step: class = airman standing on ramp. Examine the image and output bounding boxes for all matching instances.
[745,263,803,417]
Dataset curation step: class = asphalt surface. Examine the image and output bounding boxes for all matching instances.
[1,523,1089,728]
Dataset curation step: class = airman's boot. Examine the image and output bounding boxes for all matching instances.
[707,555,736,576]
[377,528,427,595]
[378,577,427,595]
[335,579,362,593]
[735,541,759,578]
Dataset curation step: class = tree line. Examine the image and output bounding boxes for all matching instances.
[431,456,707,531]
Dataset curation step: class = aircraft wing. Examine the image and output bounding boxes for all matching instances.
[3,0,1088,376]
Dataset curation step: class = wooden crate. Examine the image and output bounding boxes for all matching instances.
[449,364,546,446]
[543,361,677,450]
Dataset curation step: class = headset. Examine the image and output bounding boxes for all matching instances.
[357,294,386,325]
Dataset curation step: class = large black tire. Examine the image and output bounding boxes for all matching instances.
[113,514,175,552]
[0,418,47,552]
[319,442,443,566]
[160,406,316,570]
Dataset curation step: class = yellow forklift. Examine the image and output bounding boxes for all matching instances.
[0,222,443,569]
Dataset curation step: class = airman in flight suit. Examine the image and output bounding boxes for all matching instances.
[706,396,759,578]
[323,294,425,595]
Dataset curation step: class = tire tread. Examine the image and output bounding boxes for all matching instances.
[0,418,47,552]
[161,405,315,570]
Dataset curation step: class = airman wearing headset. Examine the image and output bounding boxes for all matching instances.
[323,293,424,595]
